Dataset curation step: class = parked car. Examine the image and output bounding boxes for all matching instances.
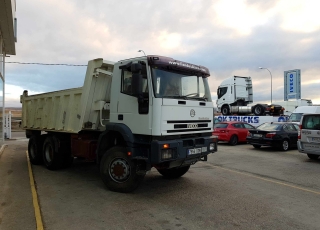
[297,113,320,160]
[213,121,255,145]
[247,122,300,151]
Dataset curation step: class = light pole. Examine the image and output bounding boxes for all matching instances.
[138,50,146,56]
[259,67,272,104]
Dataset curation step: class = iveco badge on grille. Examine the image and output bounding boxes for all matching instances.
[187,124,198,128]
[190,109,195,117]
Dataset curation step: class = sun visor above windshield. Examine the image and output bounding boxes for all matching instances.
[147,55,210,77]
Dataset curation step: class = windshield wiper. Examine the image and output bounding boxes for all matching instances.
[164,96,184,99]
[164,95,207,101]
[184,96,207,101]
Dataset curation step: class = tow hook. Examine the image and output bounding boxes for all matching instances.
[136,170,147,176]
[200,155,208,161]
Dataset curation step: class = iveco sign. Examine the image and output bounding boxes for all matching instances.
[187,124,198,129]
[284,69,301,101]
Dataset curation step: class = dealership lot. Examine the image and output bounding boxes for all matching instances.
[1,133,320,230]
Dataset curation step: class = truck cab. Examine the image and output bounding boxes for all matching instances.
[111,55,213,136]
[216,76,253,114]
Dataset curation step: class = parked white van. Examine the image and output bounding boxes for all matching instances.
[297,113,320,160]
[289,106,320,123]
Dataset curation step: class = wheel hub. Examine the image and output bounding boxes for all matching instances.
[109,158,130,182]
[45,146,53,163]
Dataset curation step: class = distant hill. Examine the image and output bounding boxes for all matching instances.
[5,107,21,119]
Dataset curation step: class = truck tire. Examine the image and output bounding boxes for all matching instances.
[100,146,144,193]
[221,105,230,115]
[229,135,238,146]
[253,104,265,116]
[28,135,45,165]
[43,136,63,170]
[307,154,319,160]
[253,144,261,149]
[157,165,190,179]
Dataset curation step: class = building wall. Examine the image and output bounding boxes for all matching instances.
[0,36,4,143]
[0,0,16,144]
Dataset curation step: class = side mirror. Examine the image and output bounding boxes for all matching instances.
[132,73,142,96]
[131,63,143,100]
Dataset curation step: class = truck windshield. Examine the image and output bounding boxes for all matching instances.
[150,67,212,102]
[289,113,303,122]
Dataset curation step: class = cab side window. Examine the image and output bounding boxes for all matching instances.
[121,62,148,96]
[121,70,133,95]
[217,87,228,99]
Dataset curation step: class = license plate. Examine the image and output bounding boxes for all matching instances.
[303,144,320,149]
[253,134,262,137]
[188,148,202,155]
[311,137,320,143]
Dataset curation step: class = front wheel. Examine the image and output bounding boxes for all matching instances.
[157,165,190,179]
[307,154,319,160]
[221,106,230,115]
[100,147,144,193]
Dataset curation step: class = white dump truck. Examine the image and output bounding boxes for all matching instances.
[21,56,217,193]
[216,76,284,116]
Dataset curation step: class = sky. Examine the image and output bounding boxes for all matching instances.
[4,0,320,107]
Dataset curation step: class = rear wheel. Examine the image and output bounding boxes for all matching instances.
[28,135,45,165]
[157,165,190,179]
[253,104,265,116]
[253,144,261,149]
[229,135,238,146]
[307,154,319,160]
[43,136,63,170]
[100,146,145,193]
[280,139,290,151]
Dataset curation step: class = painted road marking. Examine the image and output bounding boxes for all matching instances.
[26,151,44,230]
[200,162,320,196]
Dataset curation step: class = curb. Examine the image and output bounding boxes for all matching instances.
[0,144,8,159]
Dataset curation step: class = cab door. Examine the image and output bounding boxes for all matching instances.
[117,60,152,135]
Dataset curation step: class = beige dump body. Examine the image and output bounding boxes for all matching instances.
[20,58,115,133]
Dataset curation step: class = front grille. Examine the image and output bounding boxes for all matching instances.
[167,120,210,124]
[174,124,208,129]
[166,120,212,134]
[167,128,211,133]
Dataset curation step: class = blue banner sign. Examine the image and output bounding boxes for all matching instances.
[284,69,301,101]
[216,116,289,125]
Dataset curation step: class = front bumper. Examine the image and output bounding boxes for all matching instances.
[149,135,217,166]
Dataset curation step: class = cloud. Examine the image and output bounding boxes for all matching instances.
[4,0,320,108]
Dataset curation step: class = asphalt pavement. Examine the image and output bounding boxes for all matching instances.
[1,133,320,230]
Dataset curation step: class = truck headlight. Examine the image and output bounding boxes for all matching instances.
[161,149,173,160]
[210,143,215,151]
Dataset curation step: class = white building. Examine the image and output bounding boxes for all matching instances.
[0,0,17,143]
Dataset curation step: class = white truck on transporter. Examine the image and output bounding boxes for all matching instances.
[215,76,287,126]
[21,56,218,193]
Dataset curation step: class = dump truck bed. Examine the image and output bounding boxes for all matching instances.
[20,59,115,133]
